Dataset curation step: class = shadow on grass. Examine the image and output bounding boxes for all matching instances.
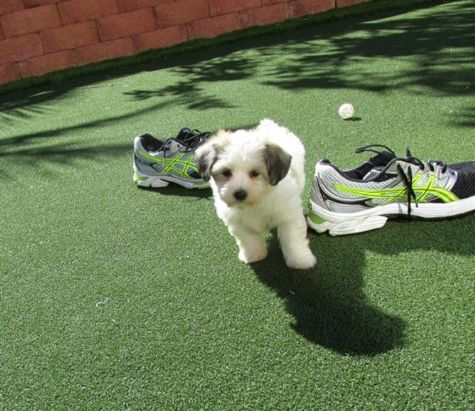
[123,54,254,110]
[138,185,212,200]
[0,0,472,178]
[123,0,475,128]
[0,118,258,180]
[0,141,132,182]
[252,214,474,356]
[262,1,475,95]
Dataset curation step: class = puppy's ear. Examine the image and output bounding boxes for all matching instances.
[194,142,217,181]
[264,144,292,186]
[194,130,230,180]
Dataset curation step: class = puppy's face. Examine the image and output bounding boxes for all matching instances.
[195,130,292,208]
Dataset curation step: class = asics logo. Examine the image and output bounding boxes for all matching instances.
[334,175,458,203]
[141,152,200,180]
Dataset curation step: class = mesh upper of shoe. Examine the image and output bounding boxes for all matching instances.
[450,162,475,200]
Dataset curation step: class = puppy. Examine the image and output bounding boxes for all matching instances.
[195,119,316,269]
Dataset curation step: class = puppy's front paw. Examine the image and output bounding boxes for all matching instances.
[284,248,317,270]
[238,244,268,264]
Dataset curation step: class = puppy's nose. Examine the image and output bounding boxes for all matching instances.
[233,189,248,202]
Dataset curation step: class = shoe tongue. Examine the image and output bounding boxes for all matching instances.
[368,150,395,167]
[176,128,191,140]
[363,159,414,181]
[384,159,421,178]
[362,167,384,181]
[163,139,185,153]
[359,151,396,181]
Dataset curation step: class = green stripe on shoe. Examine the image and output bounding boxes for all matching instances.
[334,175,458,203]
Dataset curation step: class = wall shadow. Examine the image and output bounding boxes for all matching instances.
[252,213,474,356]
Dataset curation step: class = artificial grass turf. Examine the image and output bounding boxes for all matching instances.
[0,0,474,409]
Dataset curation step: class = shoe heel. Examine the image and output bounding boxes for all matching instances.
[307,210,331,234]
[307,201,387,236]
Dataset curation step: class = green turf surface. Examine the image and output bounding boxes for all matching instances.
[1,0,474,409]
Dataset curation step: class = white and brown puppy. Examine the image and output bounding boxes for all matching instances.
[195,119,316,269]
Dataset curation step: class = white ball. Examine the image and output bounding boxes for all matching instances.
[338,103,355,120]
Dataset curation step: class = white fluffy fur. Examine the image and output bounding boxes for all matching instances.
[195,119,316,269]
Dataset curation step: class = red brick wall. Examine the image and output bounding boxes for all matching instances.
[0,0,368,85]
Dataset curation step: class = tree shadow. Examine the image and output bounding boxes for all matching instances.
[448,105,475,128]
[1,1,472,127]
[262,1,475,96]
[0,106,138,176]
[0,120,258,181]
[0,88,69,125]
[124,81,236,111]
[119,0,474,128]
[0,141,131,163]
[0,97,176,149]
[123,54,256,110]
[0,0,472,173]
[0,141,132,182]
[252,213,474,356]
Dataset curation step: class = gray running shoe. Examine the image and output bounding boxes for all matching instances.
[308,145,475,235]
[133,128,210,189]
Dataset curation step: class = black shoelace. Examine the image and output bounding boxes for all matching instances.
[355,144,396,157]
[396,162,418,219]
[177,128,211,151]
[404,147,448,174]
[398,148,449,219]
[357,145,448,219]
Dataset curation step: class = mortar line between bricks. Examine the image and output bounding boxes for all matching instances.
[206,0,212,19]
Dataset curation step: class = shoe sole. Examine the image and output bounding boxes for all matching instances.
[133,170,209,189]
[307,196,475,236]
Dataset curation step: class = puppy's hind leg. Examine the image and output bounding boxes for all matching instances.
[228,225,268,264]
[277,215,317,269]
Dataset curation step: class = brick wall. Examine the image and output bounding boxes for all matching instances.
[0,0,368,85]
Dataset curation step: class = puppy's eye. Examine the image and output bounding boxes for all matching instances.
[222,169,232,178]
[249,170,259,178]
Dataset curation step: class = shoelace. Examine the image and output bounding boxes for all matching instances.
[399,148,449,219]
[396,162,418,219]
[405,147,448,174]
[356,145,448,173]
[357,145,448,219]
[177,128,211,151]
[355,144,396,157]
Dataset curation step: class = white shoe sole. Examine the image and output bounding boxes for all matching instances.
[133,170,209,189]
[308,196,475,236]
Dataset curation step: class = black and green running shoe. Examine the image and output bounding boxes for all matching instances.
[307,145,475,235]
[133,128,211,189]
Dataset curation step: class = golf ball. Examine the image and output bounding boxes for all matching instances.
[339,103,355,119]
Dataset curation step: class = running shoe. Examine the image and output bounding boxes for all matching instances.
[133,128,210,189]
[307,145,475,235]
